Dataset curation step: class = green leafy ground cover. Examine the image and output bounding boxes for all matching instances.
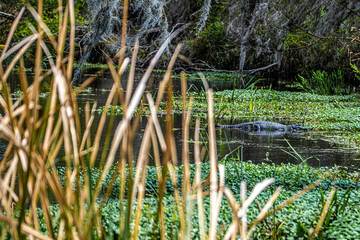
[209,89,360,147]
[89,88,360,238]
[47,161,360,239]
[99,88,360,147]
[57,161,358,198]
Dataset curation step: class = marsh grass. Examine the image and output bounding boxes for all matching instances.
[0,1,331,239]
[296,69,346,95]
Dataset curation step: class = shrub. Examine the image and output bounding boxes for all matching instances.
[296,69,346,95]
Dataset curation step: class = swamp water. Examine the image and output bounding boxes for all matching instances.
[1,71,359,170]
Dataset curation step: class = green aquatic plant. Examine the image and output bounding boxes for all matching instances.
[281,139,320,167]
[296,69,346,95]
[1,1,359,239]
[351,63,360,81]
[47,160,360,239]
[0,2,306,239]
[186,88,360,146]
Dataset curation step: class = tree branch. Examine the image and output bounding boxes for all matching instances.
[242,62,278,74]
[0,11,15,19]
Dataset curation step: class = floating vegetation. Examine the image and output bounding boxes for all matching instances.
[51,160,360,239]
[1,1,359,239]
[210,90,360,147]
[180,89,359,145]
[97,88,360,147]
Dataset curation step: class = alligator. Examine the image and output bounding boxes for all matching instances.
[216,121,312,132]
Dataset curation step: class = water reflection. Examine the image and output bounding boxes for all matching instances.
[215,128,356,168]
[1,71,358,170]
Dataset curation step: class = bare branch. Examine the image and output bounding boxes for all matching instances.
[0,11,15,19]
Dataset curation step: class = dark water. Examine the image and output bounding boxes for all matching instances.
[1,71,359,170]
[215,128,358,168]
[84,70,242,93]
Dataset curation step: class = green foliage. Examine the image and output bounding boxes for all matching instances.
[282,23,358,82]
[351,63,360,81]
[98,188,360,239]
[324,212,360,239]
[284,32,312,50]
[188,21,238,69]
[203,88,359,130]
[15,1,55,40]
[296,69,346,95]
[55,160,359,201]
[51,160,360,239]
[180,72,262,89]
[184,72,239,82]
[319,187,354,228]
[13,1,88,48]
[2,1,87,67]
[99,88,360,147]
[4,1,360,239]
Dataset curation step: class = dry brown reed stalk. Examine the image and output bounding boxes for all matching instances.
[0,7,25,63]
[181,71,191,196]
[183,98,195,238]
[129,121,152,239]
[128,49,181,239]
[194,118,207,240]
[0,1,92,238]
[0,0,329,239]
[66,0,75,81]
[180,72,198,238]
[118,41,139,237]
[93,29,184,186]
[245,187,282,238]
[309,188,336,239]
[125,40,140,106]
[84,35,183,225]
[207,89,219,240]
[118,0,129,69]
[0,5,45,240]
[257,179,322,224]
[98,58,129,167]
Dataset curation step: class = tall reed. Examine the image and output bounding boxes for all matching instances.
[0,1,325,239]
